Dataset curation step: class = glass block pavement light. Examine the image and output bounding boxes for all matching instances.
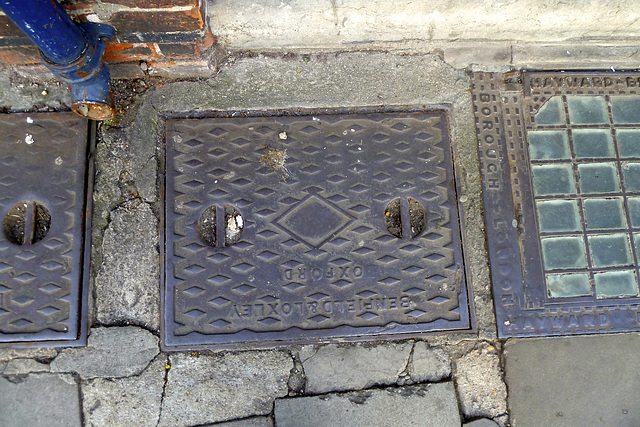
[473,72,640,337]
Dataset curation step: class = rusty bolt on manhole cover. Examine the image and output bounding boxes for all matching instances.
[3,200,51,245]
[198,204,244,247]
[384,197,426,238]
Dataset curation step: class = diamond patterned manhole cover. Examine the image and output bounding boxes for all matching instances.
[0,113,91,346]
[474,71,640,338]
[163,109,471,349]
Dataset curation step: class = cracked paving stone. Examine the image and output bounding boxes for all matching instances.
[95,201,160,331]
[50,326,159,379]
[299,342,411,394]
[408,342,451,383]
[0,373,81,427]
[3,358,50,376]
[158,351,292,427]
[274,383,460,427]
[454,343,507,420]
[82,355,166,427]
[0,347,58,364]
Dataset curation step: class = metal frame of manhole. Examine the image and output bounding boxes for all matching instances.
[474,70,640,338]
[0,113,93,347]
[161,106,475,350]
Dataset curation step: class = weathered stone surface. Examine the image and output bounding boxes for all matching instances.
[464,419,500,427]
[82,356,166,427]
[158,351,292,426]
[205,416,274,426]
[0,373,81,427]
[505,335,640,427]
[409,342,451,383]
[3,358,50,375]
[275,383,461,427]
[209,0,640,52]
[50,326,158,379]
[0,347,58,363]
[94,202,160,331]
[299,342,410,394]
[454,343,507,419]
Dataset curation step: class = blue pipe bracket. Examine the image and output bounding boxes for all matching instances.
[0,0,116,120]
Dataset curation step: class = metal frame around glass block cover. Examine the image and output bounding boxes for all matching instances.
[162,108,472,350]
[474,71,640,337]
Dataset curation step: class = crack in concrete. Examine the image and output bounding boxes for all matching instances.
[156,355,170,427]
[397,340,416,384]
[286,350,306,395]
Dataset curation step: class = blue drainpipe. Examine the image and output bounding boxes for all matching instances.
[0,0,116,120]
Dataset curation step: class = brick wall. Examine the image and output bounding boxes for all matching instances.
[0,0,213,77]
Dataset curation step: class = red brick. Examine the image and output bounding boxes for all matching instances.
[110,7,203,34]
[60,0,94,11]
[157,43,197,60]
[0,45,41,65]
[104,42,159,62]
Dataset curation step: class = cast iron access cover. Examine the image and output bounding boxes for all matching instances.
[163,109,471,349]
[0,113,91,346]
[474,71,640,337]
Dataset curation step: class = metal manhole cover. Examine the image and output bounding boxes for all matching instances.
[0,113,91,346]
[163,109,471,349]
[474,71,640,337]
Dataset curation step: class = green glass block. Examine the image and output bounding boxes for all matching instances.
[622,162,640,192]
[566,96,609,124]
[595,270,638,298]
[611,96,640,124]
[630,199,640,228]
[547,273,592,298]
[617,129,640,157]
[573,129,614,158]
[583,198,626,229]
[634,233,640,255]
[588,234,632,267]
[541,237,587,270]
[532,164,576,196]
[536,200,581,232]
[535,97,566,125]
[528,131,570,160]
[578,163,620,194]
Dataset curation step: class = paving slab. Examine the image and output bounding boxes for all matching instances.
[274,383,460,427]
[3,358,50,375]
[505,334,640,427]
[454,343,507,419]
[94,202,160,331]
[50,326,158,379]
[82,356,166,427]
[408,341,451,383]
[0,373,81,427]
[158,351,292,426]
[299,342,410,393]
[0,346,58,363]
